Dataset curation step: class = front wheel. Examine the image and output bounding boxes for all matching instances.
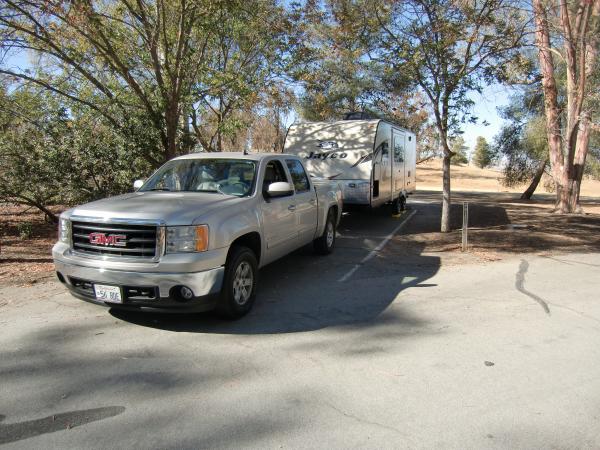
[216,246,258,319]
[313,208,336,255]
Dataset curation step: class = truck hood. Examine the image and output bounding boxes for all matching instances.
[66,191,247,225]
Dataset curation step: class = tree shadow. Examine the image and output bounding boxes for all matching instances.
[110,209,441,334]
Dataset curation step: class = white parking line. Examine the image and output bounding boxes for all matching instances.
[338,210,417,283]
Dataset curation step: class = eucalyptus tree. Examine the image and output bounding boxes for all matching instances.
[532,0,600,212]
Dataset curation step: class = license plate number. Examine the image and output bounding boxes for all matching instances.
[94,284,123,303]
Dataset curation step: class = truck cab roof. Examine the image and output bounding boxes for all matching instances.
[173,152,297,162]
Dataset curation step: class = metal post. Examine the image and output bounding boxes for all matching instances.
[462,202,469,252]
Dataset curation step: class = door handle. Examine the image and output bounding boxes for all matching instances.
[309,198,316,204]
[288,205,296,211]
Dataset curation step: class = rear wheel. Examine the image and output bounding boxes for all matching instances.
[392,195,406,215]
[216,246,258,319]
[314,208,336,255]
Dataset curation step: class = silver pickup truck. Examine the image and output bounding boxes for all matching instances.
[53,152,342,318]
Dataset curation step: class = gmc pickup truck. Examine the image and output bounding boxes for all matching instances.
[53,152,343,318]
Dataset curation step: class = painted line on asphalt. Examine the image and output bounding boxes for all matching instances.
[338,209,417,283]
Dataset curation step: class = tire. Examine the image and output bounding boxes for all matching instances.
[216,246,258,319]
[313,208,336,255]
[392,196,405,215]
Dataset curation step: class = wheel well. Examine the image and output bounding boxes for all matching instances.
[229,232,261,263]
[329,205,339,224]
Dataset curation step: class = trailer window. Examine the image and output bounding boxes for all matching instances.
[394,142,405,163]
[376,141,389,160]
[285,159,310,193]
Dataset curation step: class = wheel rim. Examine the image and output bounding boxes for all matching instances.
[232,261,253,305]
[326,221,335,248]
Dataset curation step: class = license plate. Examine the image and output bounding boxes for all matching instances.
[94,284,123,303]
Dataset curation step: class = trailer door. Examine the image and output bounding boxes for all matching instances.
[392,129,406,197]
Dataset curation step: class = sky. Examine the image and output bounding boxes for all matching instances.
[461,84,512,157]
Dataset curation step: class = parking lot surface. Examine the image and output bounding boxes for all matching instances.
[1,202,600,449]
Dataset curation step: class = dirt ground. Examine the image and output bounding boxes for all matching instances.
[394,191,600,264]
[2,161,600,286]
[0,204,61,286]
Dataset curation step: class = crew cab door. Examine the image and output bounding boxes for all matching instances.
[285,158,318,244]
[260,159,298,260]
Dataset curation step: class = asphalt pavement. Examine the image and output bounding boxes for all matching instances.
[1,201,600,449]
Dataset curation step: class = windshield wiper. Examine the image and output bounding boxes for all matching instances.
[196,189,227,195]
[148,188,171,191]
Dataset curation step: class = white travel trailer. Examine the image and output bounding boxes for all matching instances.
[284,118,416,212]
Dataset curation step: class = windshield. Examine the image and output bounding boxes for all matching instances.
[140,158,256,197]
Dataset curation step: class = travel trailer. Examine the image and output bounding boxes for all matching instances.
[283,116,416,212]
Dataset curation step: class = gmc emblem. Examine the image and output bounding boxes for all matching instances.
[89,232,127,247]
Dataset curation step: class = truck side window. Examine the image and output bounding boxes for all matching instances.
[285,159,310,193]
[263,160,288,193]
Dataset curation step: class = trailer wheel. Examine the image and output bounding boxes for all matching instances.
[314,208,336,255]
[216,246,258,319]
[392,195,406,215]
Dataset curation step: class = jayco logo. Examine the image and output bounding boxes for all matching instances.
[306,151,348,160]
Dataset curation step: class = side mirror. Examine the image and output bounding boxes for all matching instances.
[266,182,294,198]
[133,179,145,190]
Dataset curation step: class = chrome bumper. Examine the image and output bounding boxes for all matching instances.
[54,259,224,298]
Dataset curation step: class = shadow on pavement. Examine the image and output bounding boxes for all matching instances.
[0,407,125,445]
[110,207,441,334]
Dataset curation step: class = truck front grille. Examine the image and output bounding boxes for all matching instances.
[71,221,158,259]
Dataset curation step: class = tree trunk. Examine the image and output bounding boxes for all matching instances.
[521,159,548,200]
[570,1,599,211]
[441,151,451,233]
[570,112,591,211]
[533,0,567,212]
[164,101,179,162]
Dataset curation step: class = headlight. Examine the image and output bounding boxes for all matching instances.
[166,225,209,253]
[58,217,70,244]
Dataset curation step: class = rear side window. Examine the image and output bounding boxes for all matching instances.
[285,159,310,193]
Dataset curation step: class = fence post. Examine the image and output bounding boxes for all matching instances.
[462,202,469,252]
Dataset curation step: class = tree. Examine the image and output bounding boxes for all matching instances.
[532,0,600,212]
[0,0,286,164]
[372,0,528,231]
[0,87,148,221]
[450,136,469,165]
[289,0,384,120]
[473,136,493,168]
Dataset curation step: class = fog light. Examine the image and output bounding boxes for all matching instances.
[180,286,194,300]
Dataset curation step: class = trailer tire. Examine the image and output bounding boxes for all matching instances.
[392,195,406,215]
[314,208,336,255]
[216,246,258,319]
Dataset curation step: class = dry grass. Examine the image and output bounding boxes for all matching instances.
[417,159,600,214]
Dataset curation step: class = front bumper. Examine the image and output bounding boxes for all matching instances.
[54,259,224,312]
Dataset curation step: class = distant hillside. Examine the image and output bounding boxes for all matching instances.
[416,159,600,198]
